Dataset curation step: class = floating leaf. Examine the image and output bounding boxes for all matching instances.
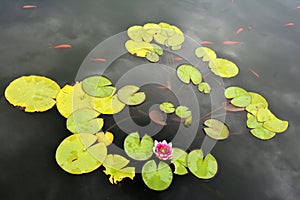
[187,150,218,179]
[158,22,175,37]
[171,45,182,51]
[167,26,184,47]
[245,92,268,115]
[94,94,125,115]
[250,124,276,140]
[5,75,60,112]
[117,85,146,106]
[263,117,289,133]
[171,148,188,175]
[203,119,229,140]
[177,64,202,85]
[82,75,115,98]
[256,108,275,122]
[125,40,154,57]
[159,102,175,114]
[66,108,103,134]
[184,115,193,127]
[124,132,154,160]
[247,113,261,129]
[55,134,107,174]
[96,131,114,146]
[195,47,217,62]
[127,25,144,42]
[224,86,248,99]
[143,23,161,35]
[231,94,252,107]
[149,110,167,126]
[142,160,173,191]
[198,82,211,94]
[209,58,239,78]
[175,106,192,118]
[146,51,159,62]
[103,154,135,184]
[152,43,163,55]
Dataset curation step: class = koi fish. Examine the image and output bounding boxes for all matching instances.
[200,41,214,45]
[91,58,107,62]
[249,69,260,78]
[283,23,295,27]
[236,27,244,34]
[296,6,300,9]
[51,44,72,49]
[174,57,183,61]
[223,41,241,45]
[22,5,38,9]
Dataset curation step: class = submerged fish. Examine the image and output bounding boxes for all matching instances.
[174,57,183,61]
[91,58,107,62]
[283,23,295,27]
[236,27,244,34]
[22,5,38,9]
[223,41,241,45]
[51,44,72,49]
[200,41,214,45]
[249,69,260,78]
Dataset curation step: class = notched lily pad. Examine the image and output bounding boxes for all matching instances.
[195,47,217,62]
[171,148,188,175]
[263,117,289,133]
[245,92,268,115]
[256,108,275,122]
[94,94,125,115]
[5,75,60,112]
[250,124,276,140]
[247,113,261,129]
[224,86,248,99]
[82,75,115,98]
[177,64,202,85]
[198,82,211,94]
[96,131,114,146]
[203,119,229,140]
[125,40,154,57]
[117,85,146,106]
[175,106,192,119]
[159,102,175,114]
[209,58,239,78]
[231,94,252,107]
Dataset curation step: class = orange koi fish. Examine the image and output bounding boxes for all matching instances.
[23,5,38,9]
[223,41,241,45]
[200,41,214,45]
[236,27,244,34]
[283,23,295,27]
[249,69,260,78]
[174,57,183,61]
[51,44,72,49]
[91,58,107,62]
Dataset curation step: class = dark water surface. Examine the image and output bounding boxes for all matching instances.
[1,0,300,199]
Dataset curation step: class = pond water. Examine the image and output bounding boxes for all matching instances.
[0,0,300,199]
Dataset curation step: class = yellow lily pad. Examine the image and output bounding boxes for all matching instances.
[94,94,125,115]
[198,82,211,94]
[245,92,269,116]
[195,47,217,62]
[263,117,289,133]
[177,64,202,85]
[203,119,229,140]
[95,131,114,146]
[125,40,154,57]
[209,58,239,78]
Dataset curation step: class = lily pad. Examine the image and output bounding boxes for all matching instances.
[245,92,268,115]
[94,94,125,115]
[224,86,248,99]
[263,117,289,133]
[66,108,103,134]
[203,119,229,140]
[250,124,276,140]
[177,64,202,85]
[175,106,192,119]
[247,113,261,129]
[198,82,211,94]
[82,75,115,98]
[142,160,173,191]
[152,43,163,55]
[5,75,60,112]
[124,132,154,160]
[171,148,188,175]
[209,58,239,78]
[187,150,218,179]
[195,47,217,62]
[143,23,161,35]
[103,154,135,184]
[256,108,275,122]
[55,134,107,174]
[167,26,184,47]
[231,94,252,107]
[125,40,154,57]
[184,115,193,127]
[96,131,114,146]
[146,51,159,62]
[127,25,144,42]
[159,102,175,114]
[117,85,146,106]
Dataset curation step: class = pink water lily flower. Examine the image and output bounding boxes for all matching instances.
[153,140,173,160]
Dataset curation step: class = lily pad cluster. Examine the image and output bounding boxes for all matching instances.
[159,102,192,127]
[225,86,289,140]
[195,47,239,78]
[125,22,185,62]
[176,64,211,94]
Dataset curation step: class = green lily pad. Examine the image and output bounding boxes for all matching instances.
[152,43,163,55]
[82,75,115,98]
[224,86,248,99]
[143,23,161,35]
[154,33,168,45]
[245,92,269,116]
[209,58,239,78]
[142,160,173,191]
[247,113,261,129]
[117,85,146,106]
[158,22,175,37]
[124,132,154,160]
[94,94,125,115]
[159,102,175,114]
[146,51,159,62]
[167,26,184,47]
[250,124,276,140]
[175,106,192,118]
[171,148,188,175]
[263,117,289,133]
[177,64,202,85]
[195,47,217,62]
[55,134,107,174]
[203,119,229,140]
[187,150,218,179]
[231,94,252,107]
[5,75,60,112]
[256,108,275,122]
[103,154,135,184]
[127,25,144,42]
[66,108,103,134]
[198,82,211,94]
[184,115,193,127]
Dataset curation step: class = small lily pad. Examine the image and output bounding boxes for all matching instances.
[224,86,248,99]
[66,108,103,134]
[146,51,159,62]
[245,92,268,115]
[175,106,192,119]
[171,148,188,175]
[167,26,184,47]
[250,124,276,140]
[195,47,217,62]
[82,75,115,98]
[198,82,211,94]
[247,113,261,129]
[117,85,146,106]
[127,25,145,42]
[177,64,202,85]
[94,94,125,115]
[187,150,218,179]
[103,154,135,184]
[203,119,229,140]
[184,115,193,127]
[124,132,154,160]
[209,58,239,78]
[5,75,60,112]
[142,160,173,191]
[263,117,289,133]
[231,94,252,107]
[96,131,114,146]
[159,102,175,114]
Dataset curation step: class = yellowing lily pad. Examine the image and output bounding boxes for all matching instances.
[127,25,144,42]
[209,58,239,78]
[231,94,252,107]
[263,117,289,133]
[195,47,217,62]
[103,154,135,184]
[245,92,268,115]
[187,150,218,179]
[5,75,60,112]
[167,26,184,47]
[124,132,153,160]
[146,51,159,62]
[82,75,115,98]
[177,64,202,85]
[143,23,161,35]
[198,82,211,94]
[142,160,173,191]
[94,94,125,115]
[66,108,103,134]
[117,85,146,106]
[125,40,154,57]
[96,131,114,146]
[203,119,229,140]
[55,134,107,174]
[175,106,192,119]
[171,148,188,175]
[159,102,175,114]
[256,108,275,122]
[250,124,276,140]
[224,86,248,99]
[247,113,261,129]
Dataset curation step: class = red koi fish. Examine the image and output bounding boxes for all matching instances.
[23,5,38,9]
[223,41,241,45]
[51,44,72,49]
[296,6,300,9]
[200,41,214,45]
[236,27,244,34]
[249,69,260,78]
[174,57,183,61]
[283,23,295,27]
[91,58,107,62]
